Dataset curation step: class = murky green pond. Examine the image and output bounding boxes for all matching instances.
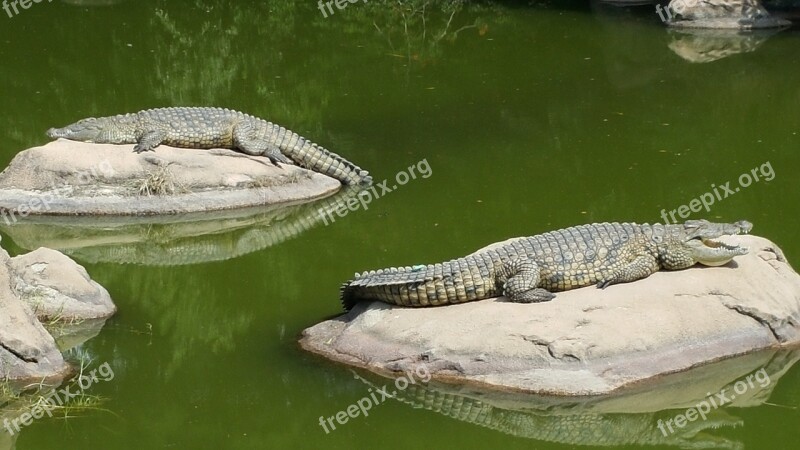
[0,0,798,449]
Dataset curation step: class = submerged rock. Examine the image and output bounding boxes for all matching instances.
[301,235,800,395]
[0,139,340,216]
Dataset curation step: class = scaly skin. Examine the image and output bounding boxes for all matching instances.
[341,220,752,310]
[46,107,372,186]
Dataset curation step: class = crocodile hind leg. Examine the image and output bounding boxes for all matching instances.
[501,259,556,303]
[232,123,292,167]
[133,130,168,153]
[597,254,659,288]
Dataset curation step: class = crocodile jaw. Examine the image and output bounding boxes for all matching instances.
[47,119,105,142]
[46,117,134,144]
[688,238,749,267]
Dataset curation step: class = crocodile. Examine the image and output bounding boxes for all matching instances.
[341,220,752,309]
[46,107,372,186]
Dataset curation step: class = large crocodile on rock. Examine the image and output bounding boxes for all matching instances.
[341,220,752,309]
[46,107,372,186]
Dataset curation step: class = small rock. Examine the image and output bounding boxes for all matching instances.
[9,247,116,321]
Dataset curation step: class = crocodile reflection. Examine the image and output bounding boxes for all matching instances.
[0,187,365,266]
[352,348,800,449]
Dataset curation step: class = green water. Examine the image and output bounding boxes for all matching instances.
[0,1,798,449]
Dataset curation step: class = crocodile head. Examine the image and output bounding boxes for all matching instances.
[46,116,135,144]
[661,220,752,269]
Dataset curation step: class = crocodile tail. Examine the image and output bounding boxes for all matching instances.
[340,266,429,310]
[294,140,372,187]
[340,281,360,311]
[340,258,492,310]
[266,122,372,186]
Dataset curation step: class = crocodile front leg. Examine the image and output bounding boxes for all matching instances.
[597,254,659,288]
[233,122,292,167]
[133,130,168,153]
[501,259,556,303]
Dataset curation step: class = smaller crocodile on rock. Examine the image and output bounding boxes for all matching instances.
[341,220,752,309]
[46,107,372,186]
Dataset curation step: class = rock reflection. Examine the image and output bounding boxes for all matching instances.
[354,347,800,449]
[668,27,785,63]
[0,187,366,266]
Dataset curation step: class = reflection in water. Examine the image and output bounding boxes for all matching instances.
[148,0,489,124]
[0,187,372,393]
[354,348,800,449]
[668,28,785,63]
[28,187,371,380]
[366,0,486,68]
[592,0,786,67]
[0,187,365,265]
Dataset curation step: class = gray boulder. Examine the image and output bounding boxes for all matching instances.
[665,0,791,29]
[301,235,800,395]
[9,247,116,321]
[0,244,116,384]
[0,251,68,383]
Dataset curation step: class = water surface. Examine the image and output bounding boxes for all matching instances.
[0,1,798,449]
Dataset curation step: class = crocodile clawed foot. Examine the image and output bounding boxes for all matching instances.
[132,145,154,154]
[509,288,556,303]
[597,279,613,289]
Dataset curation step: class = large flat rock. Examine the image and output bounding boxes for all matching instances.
[301,235,800,395]
[0,140,340,215]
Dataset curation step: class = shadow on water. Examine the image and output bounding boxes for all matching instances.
[352,347,800,449]
[0,187,366,265]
